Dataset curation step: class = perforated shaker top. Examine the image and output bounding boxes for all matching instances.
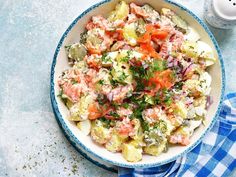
[213,0,236,20]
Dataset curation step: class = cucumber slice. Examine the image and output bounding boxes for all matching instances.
[66,43,87,61]
[171,14,188,33]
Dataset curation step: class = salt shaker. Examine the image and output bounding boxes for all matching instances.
[204,0,236,29]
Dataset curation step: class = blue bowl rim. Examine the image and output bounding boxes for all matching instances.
[50,0,226,169]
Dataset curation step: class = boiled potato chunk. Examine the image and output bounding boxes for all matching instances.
[144,139,167,156]
[175,101,188,119]
[181,41,198,58]
[122,143,142,162]
[123,23,138,46]
[197,41,216,66]
[69,94,94,121]
[77,119,91,136]
[105,131,126,152]
[108,1,129,21]
[111,61,133,84]
[184,27,200,42]
[91,124,111,145]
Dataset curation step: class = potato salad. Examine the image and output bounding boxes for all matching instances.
[58,1,216,162]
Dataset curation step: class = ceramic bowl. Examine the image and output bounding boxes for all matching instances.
[50,0,225,168]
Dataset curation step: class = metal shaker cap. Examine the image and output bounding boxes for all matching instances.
[213,0,236,20]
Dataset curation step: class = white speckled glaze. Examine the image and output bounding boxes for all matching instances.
[51,0,225,168]
[204,0,236,29]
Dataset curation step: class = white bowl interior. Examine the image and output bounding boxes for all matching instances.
[53,0,223,167]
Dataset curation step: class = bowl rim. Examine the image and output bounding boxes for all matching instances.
[50,0,225,168]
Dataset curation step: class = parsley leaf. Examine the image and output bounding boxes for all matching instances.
[101,53,112,63]
[118,72,129,82]
[98,79,104,85]
[120,50,132,62]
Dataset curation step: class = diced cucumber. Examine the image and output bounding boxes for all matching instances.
[66,43,87,61]
[171,14,188,33]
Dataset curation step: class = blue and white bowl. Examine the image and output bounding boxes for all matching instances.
[50,0,225,169]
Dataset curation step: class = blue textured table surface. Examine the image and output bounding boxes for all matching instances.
[0,0,235,176]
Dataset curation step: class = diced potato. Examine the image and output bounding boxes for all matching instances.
[197,41,216,66]
[105,131,126,152]
[144,138,167,156]
[77,119,91,136]
[193,96,206,107]
[108,1,129,21]
[181,41,198,58]
[183,79,201,97]
[184,27,200,42]
[65,99,73,109]
[91,121,111,144]
[130,119,143,140]
[161,8,173,17]
[129,139,145,149]
[111,61,133,84]
[66,43,87,61]
[102,51,118,67]
[170,120,202,145]
[122,143,142,162]
[68,94,94,121]
[123,23,138,46]
[74,60,88,70]
[175,101,188,119]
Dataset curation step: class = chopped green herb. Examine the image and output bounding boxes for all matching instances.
[98,79,105,85]
[110,79,119,87]
[118,72,129,82]
[174,81,183,90]
[120,50,132,62]
[109,111,120,119]
[97,94,106,105]
[122,102,130,109]
[142,121,150,132]
[101,53,112,63]
[71,79,78,85]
